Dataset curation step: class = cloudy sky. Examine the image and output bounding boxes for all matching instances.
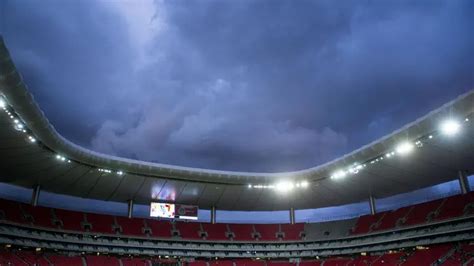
[2,0,473,172]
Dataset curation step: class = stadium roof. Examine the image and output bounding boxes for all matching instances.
[1,37,473,211]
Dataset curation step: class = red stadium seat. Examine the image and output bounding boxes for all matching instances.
[229,224,255,241]
[202,223,229,240]
[116,216,146,236]
[176,221,202,239]
[0,199,25,224]
[147,219,173,238]
[281,223,304,240]
[254,224,279,241]
[86,213,116,234]
[55,208,86,231]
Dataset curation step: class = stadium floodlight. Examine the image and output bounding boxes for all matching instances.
[0,98,5,108]
[275,181,294,192]
[248,184,252,188]
[301,180,309,188]
[331,170,346,180]
[396,142,414,155]
[440,119,460,136]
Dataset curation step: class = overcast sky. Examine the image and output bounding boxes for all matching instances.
[2,0,473,172]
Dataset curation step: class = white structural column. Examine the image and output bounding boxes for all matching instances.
[127,199,134,218]
[458,170,471,194]
[369,195,376,215]
[31,185,41,206]
[211,206,216,224]
[290,207,295,224]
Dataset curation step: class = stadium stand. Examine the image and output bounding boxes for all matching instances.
[202,223,228,240]
[2,190,474,243]
[1,242,474,265]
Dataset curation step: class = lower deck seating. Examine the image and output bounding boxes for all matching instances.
[1,242,473,265]
[85,255,120,266]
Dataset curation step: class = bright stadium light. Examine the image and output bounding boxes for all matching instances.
[440,119,460,136]
[301,180,309,188]
[0,98,5,108]
[275,181,294,192]
[331,170,346,180]
[396,142,414,155]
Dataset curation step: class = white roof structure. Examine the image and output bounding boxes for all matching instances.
[1,37,473,211]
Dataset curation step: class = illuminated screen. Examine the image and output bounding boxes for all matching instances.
[150,202,175,218]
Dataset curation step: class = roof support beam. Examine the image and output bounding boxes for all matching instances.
[458,170,470,195]
[127,199,134,218]
[211,206,216,224]
[31,185,40,207]
[290,207,295,225]
[369,195,376,215]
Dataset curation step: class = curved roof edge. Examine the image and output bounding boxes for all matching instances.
[1,36,473,185]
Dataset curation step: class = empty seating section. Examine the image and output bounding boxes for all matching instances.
[176,221,202,239]
[351,212,384,235]
[281,223,303,240]
[116,216,145,236]
[121,257,150,266]
[203,223,228,240]
[229,224,254,241]
[189,261,208,266]
[234,259,265,266]
[55,208,85,231]
[86,255,120,266]
[48,254,83,265]
[1,243,474,265]
[401,244,451,265]
[86,213,116,234]
[210,260,234,266]
[299,260,321,266]
[435,193,474,221]
[375,206,411,231]
[147,219,172,238]
[371,253,403,265]
[21,204,53,228]
[0,199,24,223]
[255,224,279,240]
[403,199,442,226]
[15,251,50,265]
[267,261,294,266]
[1,191,474,244]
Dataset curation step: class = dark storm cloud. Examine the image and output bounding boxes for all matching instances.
[3,0,473,172]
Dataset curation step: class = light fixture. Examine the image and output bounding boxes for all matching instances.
[301,180,309,188]
[275,181,294,192]
[117,171,124,175]
[331,170,346,180]
[396,142,414,155]
[0,98,5,108]
[440,119,460,136]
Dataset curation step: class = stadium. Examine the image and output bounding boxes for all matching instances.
[1,1,474,266]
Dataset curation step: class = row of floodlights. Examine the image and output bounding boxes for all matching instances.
[2,97,127,176]
[98,168,124,175]
[330,118,467,180]
[0,97,470,188]
[248,180,309,192]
